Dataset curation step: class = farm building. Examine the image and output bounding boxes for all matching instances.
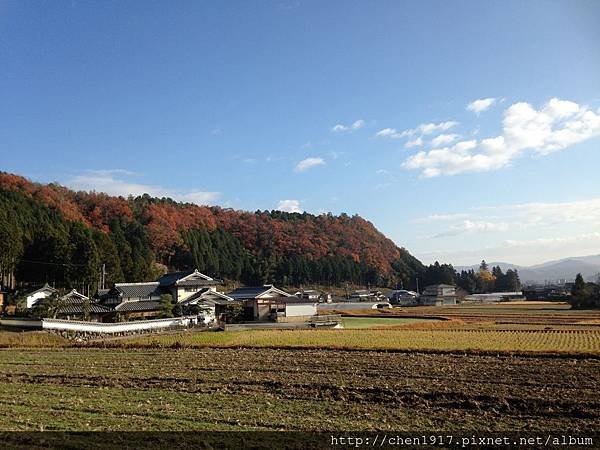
[294,289,321,300]
[113,299,163,320]
[55,290,111,322]
[25,283,58,309]
[523,284,571,300]
[95,268,223,319]
[96,282,163,319]
[388,289,419,306]
[157,269,221,303]
[267,297,319,322]
[464,291,523,303]
[294,289,332,303]
[420,284,457,306]
[350,290,387,301]
[98,282,162,308]
[228,284,311,321]
[178,288,237,324]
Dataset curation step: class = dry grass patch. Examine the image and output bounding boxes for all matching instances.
[0,331,67,348]
[113,328,600,355]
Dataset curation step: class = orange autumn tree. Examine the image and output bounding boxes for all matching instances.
[0,172,424,289]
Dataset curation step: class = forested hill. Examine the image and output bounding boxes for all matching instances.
[0,172,423,290]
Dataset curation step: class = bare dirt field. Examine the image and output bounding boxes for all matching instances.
[0,347,598,432]
[341,301,600,328]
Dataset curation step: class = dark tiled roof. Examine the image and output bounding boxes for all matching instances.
[115,300,162,312]
[227,286,270,299]
[62,297,86,305]
[181,289,234,306]
[258,297,318,304]
[179,288,210,303]
[58,303,111,315]
[228,285,292,300]
[115,282,161,299]
[60,291,90,304]
[28,284,58,296]
[198,298,231,307]
[176,279,221,287]
[157,270,195,287]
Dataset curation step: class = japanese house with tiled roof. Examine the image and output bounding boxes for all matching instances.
[227,284,317,321]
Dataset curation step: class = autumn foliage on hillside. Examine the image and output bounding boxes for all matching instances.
[0,172,423,289]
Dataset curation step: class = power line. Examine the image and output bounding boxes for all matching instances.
[17,259,89,267]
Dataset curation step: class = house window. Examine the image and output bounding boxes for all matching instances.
[184,287,197,292]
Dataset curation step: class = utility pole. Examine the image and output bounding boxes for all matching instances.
[101,264,106,290]
[415,276,419,294]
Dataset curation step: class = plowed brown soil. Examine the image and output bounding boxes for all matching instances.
[0,348,597,431]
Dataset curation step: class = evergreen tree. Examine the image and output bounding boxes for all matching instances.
[158,294,174,318]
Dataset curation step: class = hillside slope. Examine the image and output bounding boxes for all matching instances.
[0,172,423,290]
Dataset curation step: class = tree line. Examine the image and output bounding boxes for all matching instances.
[0,182,423,293]
[0,174,527,297]
[420,260,522,293]
[570,273,600,309]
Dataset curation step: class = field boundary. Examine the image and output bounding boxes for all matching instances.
[74,340,600,359]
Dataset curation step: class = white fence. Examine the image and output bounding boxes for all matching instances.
[41,316,197,334]
[0,318,43,329]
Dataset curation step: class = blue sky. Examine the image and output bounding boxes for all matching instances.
[2,0,600,266]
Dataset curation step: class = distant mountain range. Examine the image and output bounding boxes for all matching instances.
[456,255,600,284]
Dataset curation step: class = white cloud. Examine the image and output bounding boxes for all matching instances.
[415,197,600,265]
[68,170,221,205]
[178,191,222,205]
[417,197,600,244]
[375,121,459,142]
[375,127,403,139]
[430,133,460,147]
[403,98,600,177]
[294,157,325,172]
[502,233,600,248]
[413,213,471,223]
[417,231,600,266]
[417,121,459,135]
[467,98,496,114]
[351,119,365,130]
[276,199,303,213]
[405,136,423,148]
[488,198,600,226]
[420,197,600,225]
[432,220,509,238]
[332,124,348,133]
[331,119,365,133]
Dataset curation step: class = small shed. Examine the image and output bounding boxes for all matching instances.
[268,298,318,323]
